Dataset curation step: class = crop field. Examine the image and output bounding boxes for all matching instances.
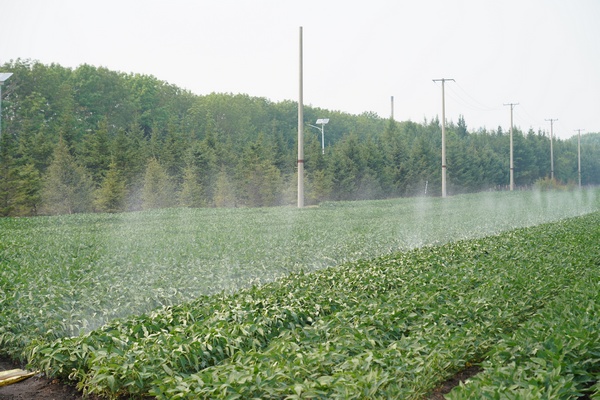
[1,189,600,398]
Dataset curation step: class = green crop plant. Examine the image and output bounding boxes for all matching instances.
[147,212,600,399]
[0,189,599,398]
[22,208,600,399]
[447,258,600,399]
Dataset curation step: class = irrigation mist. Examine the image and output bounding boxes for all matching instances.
[9,188,599,338]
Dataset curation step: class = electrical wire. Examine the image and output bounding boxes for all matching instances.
[453,81,501,112]
[442,84,488,112]
[514,105,545,134]
[555,120,579,140]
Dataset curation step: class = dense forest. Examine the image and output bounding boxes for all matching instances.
[0,59,598,216]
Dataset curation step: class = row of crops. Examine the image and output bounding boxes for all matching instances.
[12,209,600,398]
[448,270,600,399]
[1,189,599,398]
[1,190,597,345]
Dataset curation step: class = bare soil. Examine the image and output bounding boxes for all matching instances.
[428,364,483,399]
[0,358,92,400]
[2,355,483,399]
[4,351,595,399]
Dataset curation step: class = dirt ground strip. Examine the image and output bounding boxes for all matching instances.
[428,365,483,399]
[1,355,482,399]
[0,358,92,400]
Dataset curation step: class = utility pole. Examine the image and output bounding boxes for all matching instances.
[545,118,557,180]
[504,103,518,191]
[575,129,584,188]
[390,95,394,120]
[433,78,454,198]
[297,27,304,208]
[0,73,13,144]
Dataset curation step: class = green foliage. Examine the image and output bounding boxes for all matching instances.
[110,123,148,189]
[447,258,600,399]
[40,136,94,215]
[94,161,127,213]
[19,207,600,398]
[2,60,600,215]
[77,117,112,184]
[0,190,599,398]
[306,168,333,204]
[141,158,176,210]
[0,136,18,216]
[12,163,42,215]
[178,163,204,208]
[213,167,237,207]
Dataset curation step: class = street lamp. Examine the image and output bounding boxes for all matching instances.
[0,72,13,142]
[308,118,329,154]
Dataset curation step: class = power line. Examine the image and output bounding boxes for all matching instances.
[444,86,484,112]
[513,106,541,132]
[450,81,500,112]
[555,119,579,140]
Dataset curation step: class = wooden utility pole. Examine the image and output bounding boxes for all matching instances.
[433,78,454,198]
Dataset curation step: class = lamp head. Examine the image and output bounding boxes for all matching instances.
[0,73,13,85]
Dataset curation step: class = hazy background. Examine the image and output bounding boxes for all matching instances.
[1,0,598,138]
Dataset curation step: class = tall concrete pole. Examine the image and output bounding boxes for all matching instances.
[575,129,584,188]
[433,78,454,198]
[391,95,394,120]
[0,73,12,144]
[545,118,557,180]
[0,82,3,143]
[504,103,518,191]
[297,27,304,208]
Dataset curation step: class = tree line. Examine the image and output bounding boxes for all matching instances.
[0,59,598,216]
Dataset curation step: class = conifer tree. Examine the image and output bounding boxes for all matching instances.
[79,117,111,184]
[1,59,600,213]
[244,161,282,207]
[0,141,17,216]
[14,164,42,216]
[306,169,333,205]
[141,158,175,210]
[41,136,94,214]
[214,166,236,207]
[95,161,127,213]
[191,132,219,205]
[111,123,148,189]
[179,162,204,208]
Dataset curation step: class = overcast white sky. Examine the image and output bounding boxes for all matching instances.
[1,0,599,139]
